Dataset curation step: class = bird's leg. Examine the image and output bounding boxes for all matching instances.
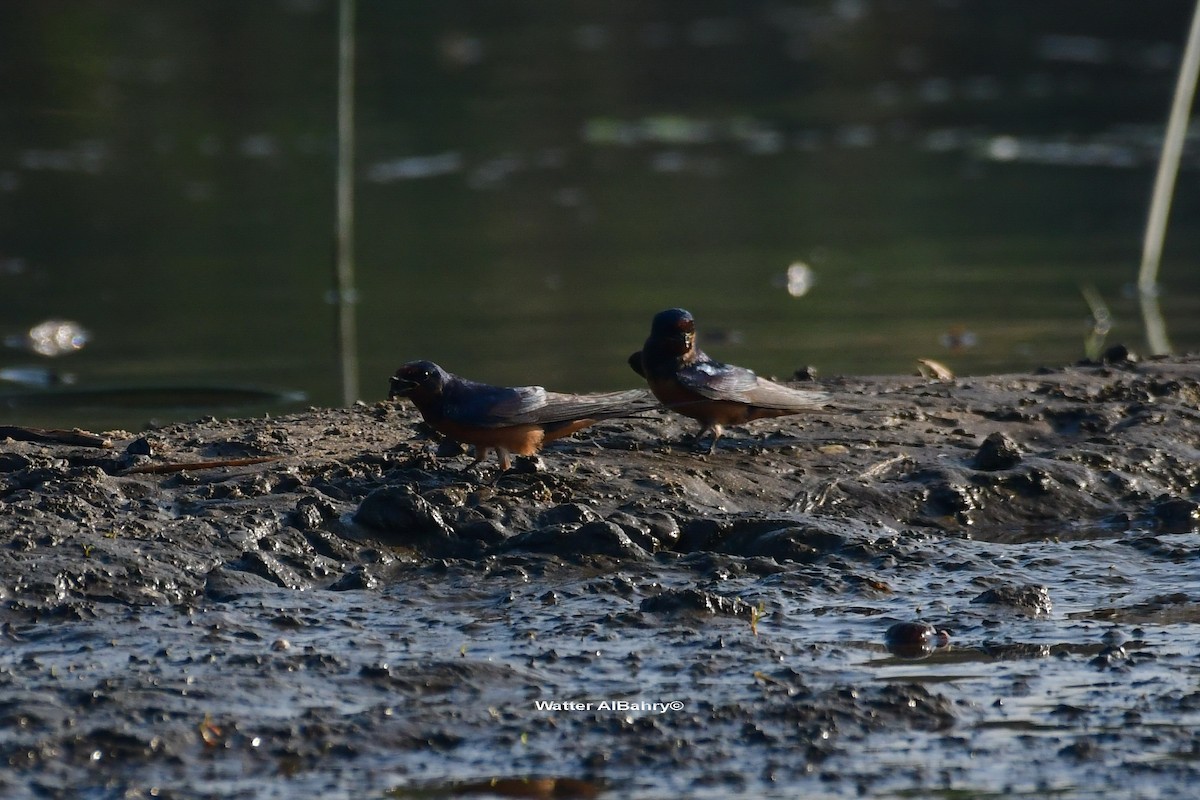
[706,424,724,454]
[463,445,490,473]
[689,422,723,454]
[496,448,513,472]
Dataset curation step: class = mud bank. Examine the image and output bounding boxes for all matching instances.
[2,357,1199,798]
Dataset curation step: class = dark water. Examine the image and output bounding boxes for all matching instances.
[3,1,1200,429]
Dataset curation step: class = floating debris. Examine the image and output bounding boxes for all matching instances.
[5,319,90,357]
[778,261,815,297]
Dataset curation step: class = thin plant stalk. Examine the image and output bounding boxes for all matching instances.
[1138,0,1200,354]
[335,0,359,404]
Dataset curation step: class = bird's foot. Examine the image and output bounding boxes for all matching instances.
[508,455,544,474]
[481,455,543,487]
[686,431,719,454]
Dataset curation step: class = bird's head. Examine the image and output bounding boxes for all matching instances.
[648,307,696,356]
[388,360,446,400]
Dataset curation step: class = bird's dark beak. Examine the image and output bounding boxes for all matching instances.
[388,375,416,400]
[666,329,694,353]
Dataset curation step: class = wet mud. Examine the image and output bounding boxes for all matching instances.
[2,357,1200,798]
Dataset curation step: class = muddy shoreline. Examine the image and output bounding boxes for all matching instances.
[2,357,1199,798]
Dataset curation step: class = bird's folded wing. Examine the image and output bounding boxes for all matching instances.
[507,389,658,425]
[678,362,829,409]
[442,383,549,428]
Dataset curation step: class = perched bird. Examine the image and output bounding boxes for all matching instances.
[629,308,830,452]
[388,360,655,470]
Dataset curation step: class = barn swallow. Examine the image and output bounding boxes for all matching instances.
[629,308,829,452]
[389,360,655,470]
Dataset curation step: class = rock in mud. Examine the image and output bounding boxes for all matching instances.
[884,621,951,658]
[972,432,1023,471]
[501,520,651,561]
[640,587,754,618]
[677,514,894,562]
[537,502,601,527]
[1152,497,1199,534]
[204,563,286,600]
[327,564,383,591]
[353,485,460,554]
[971,584,1053,616]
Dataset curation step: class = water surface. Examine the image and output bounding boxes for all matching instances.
[3,3,1199,430]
